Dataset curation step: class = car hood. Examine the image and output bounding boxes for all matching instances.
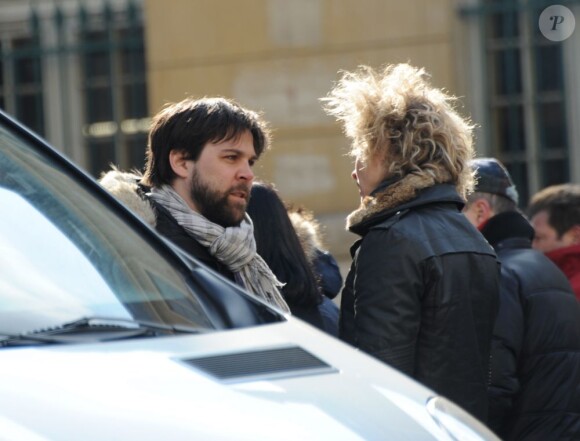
[0,319,447,440]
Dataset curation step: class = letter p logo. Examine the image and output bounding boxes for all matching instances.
[539,5,575,41]
[551,15,565,31]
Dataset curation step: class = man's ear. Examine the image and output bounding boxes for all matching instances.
[169,150,192,179]
[475,198,493,225]
[569,224,580,244]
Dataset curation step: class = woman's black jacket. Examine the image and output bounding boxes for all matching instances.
[340,183,500,423]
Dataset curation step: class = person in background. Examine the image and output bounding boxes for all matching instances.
[288,206,342,335]
[99,96,289,313]
[463,157,580,441]
[527,183,580,301]
[321,62,500,423]
[247,182,339,335]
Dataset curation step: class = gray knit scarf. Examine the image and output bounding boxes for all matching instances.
[149,185,290,313]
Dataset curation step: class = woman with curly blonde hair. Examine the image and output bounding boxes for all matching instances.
[322,63,500,423]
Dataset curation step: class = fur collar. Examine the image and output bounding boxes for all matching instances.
[288,211,322,264]
[347,169,452,229]
[99,169,157,227]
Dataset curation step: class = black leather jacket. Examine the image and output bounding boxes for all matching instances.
[340,183,500,423]
[482,211,580,441]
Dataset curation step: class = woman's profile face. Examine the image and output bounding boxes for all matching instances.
[352,155,384,200]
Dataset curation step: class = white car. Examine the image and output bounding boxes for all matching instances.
[0,110,499,441]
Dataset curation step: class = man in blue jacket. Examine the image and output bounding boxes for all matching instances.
[464,157,580,440]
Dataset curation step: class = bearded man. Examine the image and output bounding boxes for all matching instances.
[100,97,289,313]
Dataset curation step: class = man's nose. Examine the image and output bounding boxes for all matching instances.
[238,161,255,181]
[351,169,357,181]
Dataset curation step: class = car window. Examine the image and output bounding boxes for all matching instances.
[0,121,214,335]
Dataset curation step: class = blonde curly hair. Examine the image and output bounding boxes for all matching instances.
[321,63,475,198]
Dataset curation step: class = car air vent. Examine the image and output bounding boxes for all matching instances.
[180,346,337,383]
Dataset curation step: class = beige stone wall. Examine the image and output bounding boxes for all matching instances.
[144,0,461,260]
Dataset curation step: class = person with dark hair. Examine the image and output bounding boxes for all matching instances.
[527,184,580,300]
[464,158,580,440]
[99,96,289,313]
[287,206,341,336]
[247,182,339,335]
[321,63,500,423]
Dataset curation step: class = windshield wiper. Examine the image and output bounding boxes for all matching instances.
[0,316,211,347]
[61,316,211,335]
[0,332,74,346]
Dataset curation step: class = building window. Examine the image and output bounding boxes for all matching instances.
[0,12,45,137]
[0,0,148,177]
[460,0,579,205]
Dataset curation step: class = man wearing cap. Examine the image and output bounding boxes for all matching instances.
[464,157,580,440]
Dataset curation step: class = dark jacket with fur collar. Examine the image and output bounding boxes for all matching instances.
[482,211,580,441]
[99,170,235,282]
[340,174,500,423]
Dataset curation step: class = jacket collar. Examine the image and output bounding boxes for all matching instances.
[479,211,534,251]
[347,170,463,235]
[546,243,580,272]
[98,169,157,227]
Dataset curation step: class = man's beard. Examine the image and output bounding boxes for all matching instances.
[189,171,249,227]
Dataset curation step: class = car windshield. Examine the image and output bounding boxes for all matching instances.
[0,121,214,336]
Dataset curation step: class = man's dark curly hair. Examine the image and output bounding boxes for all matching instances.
[142,96,270,187]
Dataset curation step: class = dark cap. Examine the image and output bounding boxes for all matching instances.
[470,157,519,204]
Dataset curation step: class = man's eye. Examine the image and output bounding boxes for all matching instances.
[249,159,256,167]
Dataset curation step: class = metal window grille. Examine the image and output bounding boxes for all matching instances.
[0,0,148,177]
[459,0,580,205]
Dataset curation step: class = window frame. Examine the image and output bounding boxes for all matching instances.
[457,0,580,205]
[0,0,149,177]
